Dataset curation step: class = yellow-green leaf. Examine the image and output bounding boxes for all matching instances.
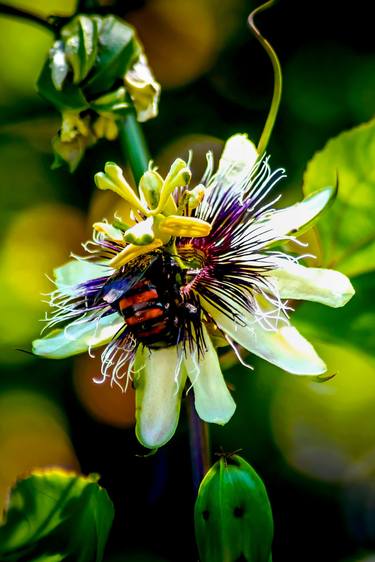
[0,469,114,561]
[303,119,375,276]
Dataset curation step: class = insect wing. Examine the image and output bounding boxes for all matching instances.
[100,254,158,304]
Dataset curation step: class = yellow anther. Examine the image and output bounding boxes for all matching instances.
[94,162,148,215]
[186,184,206,209]
[108,240,163,269]
[164,158,190,186]
[93,222,124,243]
[124,217,155,246]
[159,215,211,238]
[150,158,192,215]
[139,169,163,210]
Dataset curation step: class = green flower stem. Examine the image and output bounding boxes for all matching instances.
[248,0,282,156]
[186,393,211,494]
[118,113,151,190]
[0,2,57,34]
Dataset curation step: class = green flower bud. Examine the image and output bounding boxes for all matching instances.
[51,112,95,172]
[194,455,273,562]
[37,14,160,171]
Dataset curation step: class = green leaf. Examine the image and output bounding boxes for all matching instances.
[303,119,375,276]
[0,469,114,561]
[84,16,141,97]
[195,455,273,562]
[37,61,89,112]
[62,15,99,85]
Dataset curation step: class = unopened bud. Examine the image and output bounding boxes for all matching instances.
[194,454,273,562]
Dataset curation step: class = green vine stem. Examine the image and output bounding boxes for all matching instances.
[118,112,151,189]
[248,0,282,156]
[0,2,58,34]
[186,393,211,494]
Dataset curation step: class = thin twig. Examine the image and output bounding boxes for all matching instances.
[0,2,57,34]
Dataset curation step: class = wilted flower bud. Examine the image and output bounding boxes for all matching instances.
[37,14,160,171]
[194,454,273,562]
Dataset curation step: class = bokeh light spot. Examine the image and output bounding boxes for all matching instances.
[74,352,135,428]
[0,389,79,512]
[271,340,375,483]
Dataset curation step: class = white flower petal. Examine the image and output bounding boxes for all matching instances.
[32,312,124,359]
[270,262,355,307]
[184,327,236,425]
[263,186,336,238]
[54,259,112,293]
[201,298,326,375]
[216,134,258,188]
[135,346,186,449]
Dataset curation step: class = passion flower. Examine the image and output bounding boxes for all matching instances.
[33,134,354,448]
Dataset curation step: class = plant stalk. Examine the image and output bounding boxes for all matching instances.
[118,113,150,188]
[0,3,57,34]
[186,393,210,494]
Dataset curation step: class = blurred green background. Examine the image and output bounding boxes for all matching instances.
[0,0,375,561]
